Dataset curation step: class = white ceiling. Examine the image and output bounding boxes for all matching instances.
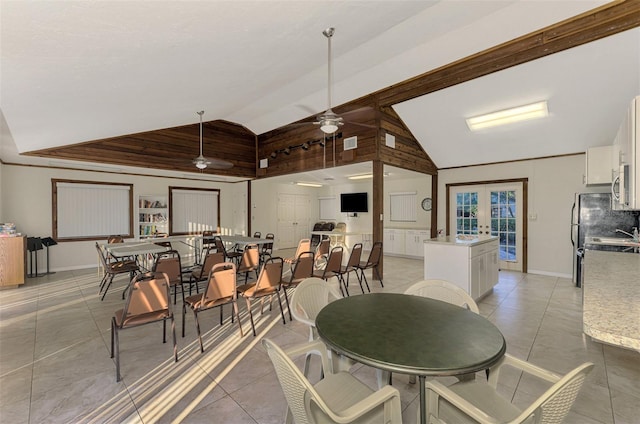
[2,0,637,178]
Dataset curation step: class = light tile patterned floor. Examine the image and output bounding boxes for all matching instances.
[1,254,638,423]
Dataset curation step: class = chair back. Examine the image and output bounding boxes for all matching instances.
[253,231,262,238]
[196,251,225,279]
[203,262,237,304]
[213,236,226,253]
[314,238,330,261]
[290,251,315,282]
[262,338,327,424]
[364,241,382,266]
[320,222,335,232]
[255,257,284,291]
[516,362,594,423]
[107,235,124,244]
[261,233,275,254]
[405,279,479,313]
[120,272,171,327]
[346,243,363,268]
[334,222,346,244]
[239,243,260,270]
[95,242,109,268]
[290,277,341,324]
[153,250,182,285]
[294,238,311,258]
[324,246,343,274]
[202,230,216,247]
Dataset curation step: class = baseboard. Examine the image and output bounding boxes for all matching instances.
[526,269,572,279]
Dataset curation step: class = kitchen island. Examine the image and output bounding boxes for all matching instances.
[424,235,499,300]
[583,250,640,352]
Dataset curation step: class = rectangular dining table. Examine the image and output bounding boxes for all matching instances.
[315,293,506,424]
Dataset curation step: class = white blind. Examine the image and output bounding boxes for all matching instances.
[319,197,337,220]
[55,181,131,239]
[390,192,417,222]
[171,189,219,233]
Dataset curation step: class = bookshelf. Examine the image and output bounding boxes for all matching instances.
[138,195,168,238]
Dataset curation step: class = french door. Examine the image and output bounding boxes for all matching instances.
[277,193,310,249]
[449,183,523,271]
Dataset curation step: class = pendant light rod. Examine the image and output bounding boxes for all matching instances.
[323,27,335,112]
[197,110,204,156]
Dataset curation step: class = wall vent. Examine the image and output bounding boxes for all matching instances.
[343,136,357,151]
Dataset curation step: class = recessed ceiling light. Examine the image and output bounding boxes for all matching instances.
[466,101,548,131]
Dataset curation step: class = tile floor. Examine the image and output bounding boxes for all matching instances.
[1,253,639,423]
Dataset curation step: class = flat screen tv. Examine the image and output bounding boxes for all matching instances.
[340,192,368,213]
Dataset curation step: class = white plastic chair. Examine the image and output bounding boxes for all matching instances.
[263,338,403,424]
[425,354,594,424]
[404,279,479,313]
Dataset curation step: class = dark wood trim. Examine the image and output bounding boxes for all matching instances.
[431,174,438,239]
[247,180,252,235]
[438,152,585,171]
[51,179,134,242]
[373,159,384,277]
[445,178,528,273]
[374,1,640,107]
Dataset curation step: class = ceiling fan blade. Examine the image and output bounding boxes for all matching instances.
[344,121,376,129]
[339,106,375,119]
[207,157,234,169]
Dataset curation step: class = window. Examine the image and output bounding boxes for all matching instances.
[169,187,220,234]
[52,179,133,241]
[389,192,417,222]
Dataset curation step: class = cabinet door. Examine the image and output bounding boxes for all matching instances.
[392,230,405,255]
[484,248,499,294]
[470,254,485,300]
[405,230,418,256]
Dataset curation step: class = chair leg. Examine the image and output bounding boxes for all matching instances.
[283,286,293,321]
[246,297,256,337]
[110,317,115,359]
[181,303,186,337]
[219,304,224,326]
[171,315,178,362]
[101,275,115,301]
[193,310,204,353]
[275,291,286,325]
[163,318,167,343]
[233,300,244,337]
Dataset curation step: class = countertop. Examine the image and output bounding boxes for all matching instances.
[583,250,640,352]
[423,234,498,247]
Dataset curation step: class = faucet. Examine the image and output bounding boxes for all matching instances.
[616,227,639,242]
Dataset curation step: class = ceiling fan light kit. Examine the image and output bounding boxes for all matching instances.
[191,110,234,171]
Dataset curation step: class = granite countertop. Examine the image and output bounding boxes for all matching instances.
[583,250,640,352]
[424,234,498,247]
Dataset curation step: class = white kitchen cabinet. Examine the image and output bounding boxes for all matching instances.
[383,228,405,256]
[585,145,613,185]
[405,229,431,257]
[424,236,499,301]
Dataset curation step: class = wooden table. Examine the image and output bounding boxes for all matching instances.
[316,293,506,424]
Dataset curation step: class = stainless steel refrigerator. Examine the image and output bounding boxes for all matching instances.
[571,192,639,286]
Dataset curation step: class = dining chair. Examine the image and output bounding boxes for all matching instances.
[263,338,402,424]
[259,232,275,265]
[287,277,346,377]
[96,242,139,301]
[355,241,383,288]
[280,251,315,321]
[312,246,346,296]
[310,221,325,246]
[236,243,260,283]
[213,235,242,264]
[252,231,262,238]
[283,238,312,270]
[237,256,286,336]
[424,355,594,424]
[200,230,216,262]
[313,238,330,270]
[111,272,177,382]
[333,221,347,245]
[189,251,225,294]
[152,250,186,304]
[337,242,365,293]
[182,262,243,353]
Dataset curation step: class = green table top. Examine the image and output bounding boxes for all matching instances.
[316,293,506,376]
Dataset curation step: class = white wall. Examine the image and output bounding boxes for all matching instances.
[383,174,432,231]
[437,154,606,277]
[1,164,247,272]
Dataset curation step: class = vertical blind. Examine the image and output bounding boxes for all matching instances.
[54,181,132,239]
[319,197,337,220]
[390,192,417,222]
[171,188,219,233]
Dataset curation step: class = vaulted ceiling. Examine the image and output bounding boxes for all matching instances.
[1,1,639,181]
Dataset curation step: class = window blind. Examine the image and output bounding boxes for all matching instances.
[54,180,132,240]
[170,188,219,234]
[319,197,337,220]
[390,192,417,222]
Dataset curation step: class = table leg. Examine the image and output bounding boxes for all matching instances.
[419,375,426,424]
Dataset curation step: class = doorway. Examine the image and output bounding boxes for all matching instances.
[277,193,311,249]
[448,181,526,272]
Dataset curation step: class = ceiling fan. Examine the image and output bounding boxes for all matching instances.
[296,28,375,134]
[192,110,233,170]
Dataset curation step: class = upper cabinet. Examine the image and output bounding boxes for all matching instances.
[612,96,640,210]
[584,145,613,185]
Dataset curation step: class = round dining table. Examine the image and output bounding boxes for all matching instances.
[315,293,506,424]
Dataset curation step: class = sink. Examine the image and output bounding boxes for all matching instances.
[587,236,638,246]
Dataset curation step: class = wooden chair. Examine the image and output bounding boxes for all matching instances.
[237,256,286,336]
[111,272,177,381]
[182,262,243,353]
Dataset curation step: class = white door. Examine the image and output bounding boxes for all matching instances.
[277,193,310,249]
[449,183,523,271]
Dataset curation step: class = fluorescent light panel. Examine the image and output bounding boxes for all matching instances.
[348,173,373,180]
[466,101,548,131]
[295,182,323,187]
